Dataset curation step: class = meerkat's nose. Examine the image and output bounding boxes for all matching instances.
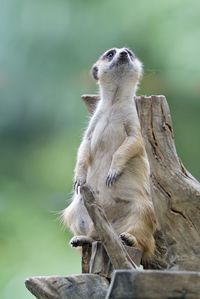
[120,51,128,58]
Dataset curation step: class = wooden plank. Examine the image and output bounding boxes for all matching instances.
[25,274,109,299]
[106,270,200,299]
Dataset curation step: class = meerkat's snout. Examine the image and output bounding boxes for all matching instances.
[120,50,128,57]
[119,50,128,59]
[116,50,130,65]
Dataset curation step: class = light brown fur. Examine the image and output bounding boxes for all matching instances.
[63,48,157,259]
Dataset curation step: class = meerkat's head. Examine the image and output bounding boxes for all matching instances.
[91,47,143,89]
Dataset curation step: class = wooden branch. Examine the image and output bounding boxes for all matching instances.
[81,94,200,271]
[80,185,137,270]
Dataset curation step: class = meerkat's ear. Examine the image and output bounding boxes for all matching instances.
[91,64,99,81]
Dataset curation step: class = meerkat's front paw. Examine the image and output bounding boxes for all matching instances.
[106,168,122,187]
[73,176,86,193]
[120,232,138,247]
[70,235,93,247]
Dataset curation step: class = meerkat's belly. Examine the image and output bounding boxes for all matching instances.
[86,114,150,227]
[90,113,125,156]
[88,114,126,187]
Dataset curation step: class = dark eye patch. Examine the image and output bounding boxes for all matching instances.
[125,48,135,59]
[103,49,116,61]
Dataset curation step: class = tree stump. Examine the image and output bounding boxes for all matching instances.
[135,95,200,270]
[25,95,200,299]
[82,94,200,271]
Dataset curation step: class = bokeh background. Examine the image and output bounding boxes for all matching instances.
[1,0,200,298]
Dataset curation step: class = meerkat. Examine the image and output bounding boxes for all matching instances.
[63,47,157,260]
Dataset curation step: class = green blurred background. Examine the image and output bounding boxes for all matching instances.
[1,0,200,298]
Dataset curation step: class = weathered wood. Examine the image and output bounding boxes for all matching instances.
[25,274,109,299]
[81,94,200,271]
[80,185,137,270]
[90,241,113,278]
[82,243,92,273]
[135,95,200,270]
[106,270,200,299]
[89,241,142,278]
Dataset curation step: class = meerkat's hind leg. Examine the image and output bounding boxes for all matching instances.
[120,232,139,247]
[70,235,93,248]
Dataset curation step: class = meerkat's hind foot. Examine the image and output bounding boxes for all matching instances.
[120,232,138,247]
[70,235,93,247]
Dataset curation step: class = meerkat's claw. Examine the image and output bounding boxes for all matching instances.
[120,232,138,247]
[106,169,122,187]
[73,177,86,194]
[70,235,92,247]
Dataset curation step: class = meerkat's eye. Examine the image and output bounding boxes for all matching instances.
[105,50,116,60]
[107,51,114,58]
